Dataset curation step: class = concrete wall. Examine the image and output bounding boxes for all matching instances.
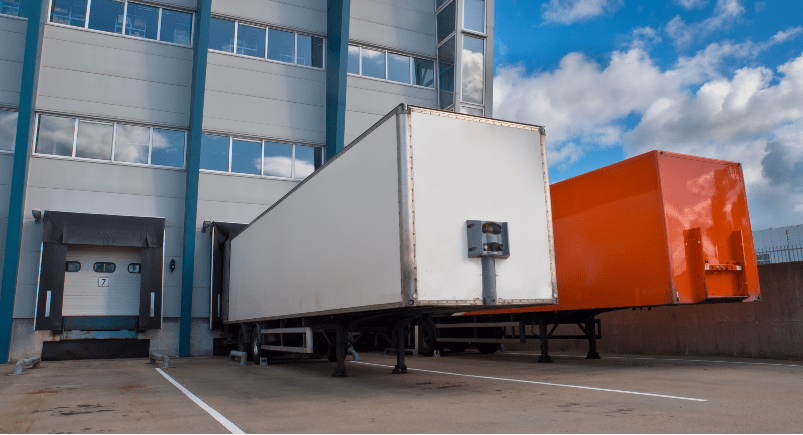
[532,263,803,360]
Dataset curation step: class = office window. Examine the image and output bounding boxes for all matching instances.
[151,128,184,167]
[438,37,456,109]
[114,124,150,164]
[231,139,261,175]
[160,9,192,46]
[0,109,17,152]
[294,145,321,179]
[236,23,266,58]
[35,115,75,157]
[414,58,435,88]
[361,47,385,79]
[436,0,455,43]
[460,106,483,116]
[263,141,292,178]
[462,36,484,105]
[200,134,230,172]
[125,2,159,40]
[209,18,235,52]
[87,0,123,33]
[75,120,113,160]
[297,34,324,68]
[347,45,360,75]
[51,0,88,27]
[388,53,411,84]
[464,0,485,33]
[1,0,22,17]
[34,114,186,168]
[268,28,295,63]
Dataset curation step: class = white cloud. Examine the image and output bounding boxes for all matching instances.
[673,0,709,10]
[666,0,745,48]
[541,0,624,25]
[493,31,803,229]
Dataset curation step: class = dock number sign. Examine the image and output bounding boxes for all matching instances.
[98,278,109,287]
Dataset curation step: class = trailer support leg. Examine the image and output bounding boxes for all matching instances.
[332,328,347,377]
[392,324,408,374]
[586,318,601,360]
[537,317,552,363]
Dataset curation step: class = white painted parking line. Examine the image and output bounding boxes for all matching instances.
[350,361,707,402]
[156,368,245,434]
[504,352,803,368]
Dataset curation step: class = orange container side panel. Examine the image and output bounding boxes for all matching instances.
[467,150,760,317]
[658,152,760,303]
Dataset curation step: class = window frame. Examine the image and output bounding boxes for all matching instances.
[32,113,187,170]
[199,133,324,182]
[0,107,18,154]
[462,0,486,36]
[207,16,326,71]
[0,0,25,18]
[48,0,195,48]
[347,44,436,90]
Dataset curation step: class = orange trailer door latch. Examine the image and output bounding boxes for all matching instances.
[688,228,749,302]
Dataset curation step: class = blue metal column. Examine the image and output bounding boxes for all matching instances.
[0,0,48,364]
[179,0,212,357]
[325,0,351,161]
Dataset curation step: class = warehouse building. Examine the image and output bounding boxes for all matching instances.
[753,224,803,264]
[0,0,495,362]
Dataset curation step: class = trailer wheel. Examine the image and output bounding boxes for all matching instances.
[417,320,439,357]
[251,324,271,364]
[476,343,501,354]
[237,325,251,360]
[447,343,469,353]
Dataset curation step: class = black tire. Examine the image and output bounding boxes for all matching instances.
[417,319,440,357]
[237,325,251,360]
[251,323,270,363]
[447,343,469,353]
[476,343,501,354]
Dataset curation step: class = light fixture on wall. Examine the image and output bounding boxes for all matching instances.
[170,259,176,272]
[202,220,212,233]
[32,209,42,223]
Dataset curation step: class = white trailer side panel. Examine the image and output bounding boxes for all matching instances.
[228,119,403,322]
[410,110,555,304]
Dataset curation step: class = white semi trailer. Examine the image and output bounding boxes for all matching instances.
[220,105,557,376]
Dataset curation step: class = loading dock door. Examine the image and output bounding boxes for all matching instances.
[63,245,142,317]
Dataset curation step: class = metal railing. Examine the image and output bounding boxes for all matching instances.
[755,244,803,265]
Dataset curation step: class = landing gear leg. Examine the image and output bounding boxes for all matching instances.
[538,317,553,363]
[586,318,601,360]
[332,328,347,377]
[392,323,408,374]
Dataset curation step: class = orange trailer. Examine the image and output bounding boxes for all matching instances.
[423,150,760,360]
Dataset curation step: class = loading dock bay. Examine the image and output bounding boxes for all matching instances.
[2,351,802,433]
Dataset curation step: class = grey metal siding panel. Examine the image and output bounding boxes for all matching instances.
[0,16,26,107]
[203,91,325,143]
[211,0,326,35]
[350,0,436,57]
[153,0,197,10]
[203,52,325,142]
[345,76,436,142]
[198,172,297,205]
[36,25,193,127]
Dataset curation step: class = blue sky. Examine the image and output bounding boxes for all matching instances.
[492,0,803,230]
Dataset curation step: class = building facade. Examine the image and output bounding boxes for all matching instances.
[753,224,803,265]
[0,0,495,362]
